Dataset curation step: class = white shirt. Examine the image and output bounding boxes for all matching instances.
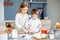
[15,13,29,29]
[28,18,41,32]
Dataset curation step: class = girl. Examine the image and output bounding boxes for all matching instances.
[15,2,29,33]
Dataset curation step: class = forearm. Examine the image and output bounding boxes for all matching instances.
[38,24,41,28]
[27,25,31,33]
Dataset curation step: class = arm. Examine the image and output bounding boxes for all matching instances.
[27,24,32,33]
[38,24,41,28]
[25,14,29,29]
[15,14,22,29]
[37,20,41,33]
[25,21,31,33]
[28,24,31,31]
[38,20,41,28]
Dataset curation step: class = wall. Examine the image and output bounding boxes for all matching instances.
[4,0,60,27]
[4,0,47,20]
[47,0,60,28]
[58,0,60,22]
[0,0,4,25]
[4,0,23,20]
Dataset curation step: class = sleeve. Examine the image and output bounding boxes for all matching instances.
[26,14,29,21]
[15,14,22,29]
[25,20,31,29]
[38,19,41,28]
[38,19,41,25]
[25,21,29,29]
[25,15,29,29]
[28,20,31,25]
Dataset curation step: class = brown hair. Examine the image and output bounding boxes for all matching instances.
[31,9,38,15]
[18,2,29,13]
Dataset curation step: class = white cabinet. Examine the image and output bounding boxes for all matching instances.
[41,20,51,31]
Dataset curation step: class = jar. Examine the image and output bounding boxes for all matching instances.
[41,29,48,34]
[49,30,54,39]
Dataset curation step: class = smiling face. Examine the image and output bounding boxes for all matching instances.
[31,9,38,20]
[22,7,28,14]
[18,2,29,14]
[32,14,38,20]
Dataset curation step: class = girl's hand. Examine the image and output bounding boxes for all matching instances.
[27,24,31,33]
[28,29,31,33]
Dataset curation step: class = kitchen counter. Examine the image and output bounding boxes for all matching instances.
[0,18,60,40]
[8,34,60,40]
[0,32,60,40]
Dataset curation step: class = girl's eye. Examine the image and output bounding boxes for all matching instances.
[23,9,25,11]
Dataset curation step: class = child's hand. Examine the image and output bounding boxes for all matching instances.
[28,29,31,33]
[27,24,31,33]
[38,24,41,28]
[28,30,34,34]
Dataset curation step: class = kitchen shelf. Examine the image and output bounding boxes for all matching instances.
[23,0,47,16]
[28,2,48,8]
[28,2,48,4]
[23,0,48,8]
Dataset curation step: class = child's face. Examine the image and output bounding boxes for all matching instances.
[22,7,28,14]
[36,11,38,15]
[32,14,38,20]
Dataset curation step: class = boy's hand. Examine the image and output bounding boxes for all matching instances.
[38,24,41,28]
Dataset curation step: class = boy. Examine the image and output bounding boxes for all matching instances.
[27,9,41,33]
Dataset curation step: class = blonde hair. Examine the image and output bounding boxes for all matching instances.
[18,2,29,13]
